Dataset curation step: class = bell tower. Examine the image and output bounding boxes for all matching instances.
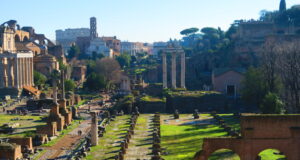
[90,17,98,40]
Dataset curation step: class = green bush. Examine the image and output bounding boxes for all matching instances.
[260,92,285,114]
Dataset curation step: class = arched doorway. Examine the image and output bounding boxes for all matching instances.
[208,149,241,160]
[257,149,287,160]
[15,35,21,42]
[23,36,29,42]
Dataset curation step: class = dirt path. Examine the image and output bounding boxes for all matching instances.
[124,114,153,160]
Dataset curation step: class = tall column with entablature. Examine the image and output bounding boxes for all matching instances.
[171,53,177,89]
[162,53,167,88]
[180,52,185,88]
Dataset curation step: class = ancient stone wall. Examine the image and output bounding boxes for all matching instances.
[166,94,226,113]
[0,143,22,160]
[8,137,33,152]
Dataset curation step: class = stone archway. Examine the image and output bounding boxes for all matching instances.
[208,148,241,160]
[23,36,29,42]
[15,35,21,42]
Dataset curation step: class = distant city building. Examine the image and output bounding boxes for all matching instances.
[56,28,90,53]
[121,42,150,56]
[86,38,113,58]
[152,42,168,57]
[74,17,121,57]
[101,36,121,55]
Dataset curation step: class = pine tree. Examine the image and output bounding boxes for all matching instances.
[280,0,286,12]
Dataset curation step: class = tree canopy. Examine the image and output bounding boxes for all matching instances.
[180,28,199,36]
[34,71,47,87]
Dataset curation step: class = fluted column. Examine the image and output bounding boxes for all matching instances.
[171,53,177,89]
[3,58,8,87]
[22,58,26,87]
[180,52,186,88]
[9,58,15,87]
[17,58,21,88]
[162,53,167,88]
[30,58,33,86]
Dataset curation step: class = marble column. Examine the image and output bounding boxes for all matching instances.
[22,58,26,87]
[3,58,8,87]
[31,58,34,86]
[162,53,167,88]
[17,58,21,88]
[180,52,186,88]
[9,58,15,87]
[171,53,177,89]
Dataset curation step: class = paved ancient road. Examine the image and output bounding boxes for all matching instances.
[37,95,109,160]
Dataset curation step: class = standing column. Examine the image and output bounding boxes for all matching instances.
[26,58,30,86]
[180,52,186,88]
[22,58,26,87]
[17,58,21,88]
[91,112,98,146]
[53,79,57,103]
[3,58,8,87]
[162,53,167,88]
[171,53,177,89]
[30,58,33,86]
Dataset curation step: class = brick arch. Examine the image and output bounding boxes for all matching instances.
[23,36,29,41]
[194,138,244,160]
[208,148,241,160]
[15,35,21,42]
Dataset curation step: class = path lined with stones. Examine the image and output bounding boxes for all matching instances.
[85,115,130,159]
[124,114,154,160]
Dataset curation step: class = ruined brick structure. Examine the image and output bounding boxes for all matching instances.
[36,122,57,137]
[0,143,22,160]
[47,103,65,131]
[8,137,33,152]
[194,115,300,160]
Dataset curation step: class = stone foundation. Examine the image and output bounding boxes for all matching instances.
[36,122,57,137]
[8,137,33,153]
[0,143,22,160]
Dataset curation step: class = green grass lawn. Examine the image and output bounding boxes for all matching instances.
[85,115,130,160]
[218,114,240,131]
[259,149,287,160]
[0,114,45,138]
[161,114,239,160]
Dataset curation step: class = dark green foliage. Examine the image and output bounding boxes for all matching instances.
[116,53,131,68]
[58,59,67,70]
[34,71,47,86]
[65,79,76,92]
[241,67,267,106]
[280,0,286,12]
[84,73,106,91]
[260,92,285,114]
[92,52,104,60]
[180,28,199,36]
[67,44,80,59]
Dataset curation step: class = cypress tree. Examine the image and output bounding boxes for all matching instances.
[280,0,286,12]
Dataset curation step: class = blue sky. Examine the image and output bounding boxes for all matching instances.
[0,0,299,42]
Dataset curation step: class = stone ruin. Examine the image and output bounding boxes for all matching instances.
[0,142,22,160]
[194,114,300,160]
[36,71,74,137]
[91,112,98,146]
